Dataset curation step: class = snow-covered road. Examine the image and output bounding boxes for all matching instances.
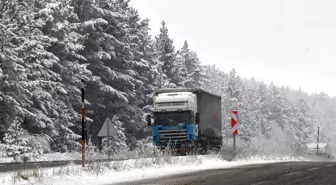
[0,155,309,185]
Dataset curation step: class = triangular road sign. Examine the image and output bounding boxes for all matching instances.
[97,118,118,137]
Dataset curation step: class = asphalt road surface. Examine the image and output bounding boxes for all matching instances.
[114,161,336,185]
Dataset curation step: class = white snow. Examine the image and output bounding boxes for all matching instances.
[0,155,309,185]
[0,152,81,163]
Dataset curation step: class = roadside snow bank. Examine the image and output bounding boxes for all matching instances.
[0,154,309,185]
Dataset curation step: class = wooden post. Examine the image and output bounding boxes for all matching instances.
[316,127,319,155]
[107,118,110,160]
[81,79,85,167]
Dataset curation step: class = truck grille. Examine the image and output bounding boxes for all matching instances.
[159,129,187,143]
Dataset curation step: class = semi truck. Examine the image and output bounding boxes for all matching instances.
[146,88,222,155]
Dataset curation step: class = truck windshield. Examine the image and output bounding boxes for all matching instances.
[154,111,192,126]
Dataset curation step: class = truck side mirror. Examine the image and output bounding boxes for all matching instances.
[146,114,152,126]
[195,113,200,124]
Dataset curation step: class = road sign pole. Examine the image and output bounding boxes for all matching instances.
[317,127,319,154]
[81,79,85,167]
[98,118,117,140]
[231,110,238,154]
[233,134,236,153]
[107,118,110,160]
[97,118,118,160]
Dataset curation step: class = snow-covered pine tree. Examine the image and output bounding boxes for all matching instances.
[0,0,71,153]
[287,98,314,152]
[155,21,184,88]
[0,70,17,139]
[39,0,93,151]
[176,52,189,87]
[178,41,207,88]
[255,83,271,137]
[266,84,308,151]
[226,69,254,142]
[136,18,160,112]
[202,65,227,95]
[119,7,161,147]
[187,51,207,87]
[124,12,162,143]
[240,87,260,141]
[0,0,34,139]
[267,84,289,130]
[3,117,33,159]
[75,0,155,147]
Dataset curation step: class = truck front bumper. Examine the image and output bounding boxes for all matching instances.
[152,124,195,147]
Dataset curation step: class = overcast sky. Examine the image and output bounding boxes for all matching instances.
[129,0,336,97]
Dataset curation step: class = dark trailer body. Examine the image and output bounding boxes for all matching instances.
[153,88,222,153]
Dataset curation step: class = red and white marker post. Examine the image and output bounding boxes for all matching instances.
[81,79,85,167]
[231,110,238,152]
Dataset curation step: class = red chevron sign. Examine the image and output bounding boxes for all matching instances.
[231,110,238,135]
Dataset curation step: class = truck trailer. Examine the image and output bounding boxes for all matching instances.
[146,88,222,155]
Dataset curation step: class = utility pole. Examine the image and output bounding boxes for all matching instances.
[316,127,319,155]
[81,79,86,167]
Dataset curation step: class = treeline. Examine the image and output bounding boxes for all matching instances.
[204,66,336,155]
[1,0,335,158]
[0,0,205,157]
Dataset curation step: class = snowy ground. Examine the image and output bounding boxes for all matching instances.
[0,155,309,185]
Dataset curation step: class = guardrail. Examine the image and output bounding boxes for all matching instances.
[0,158,131,172]
[0,152,221,173]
